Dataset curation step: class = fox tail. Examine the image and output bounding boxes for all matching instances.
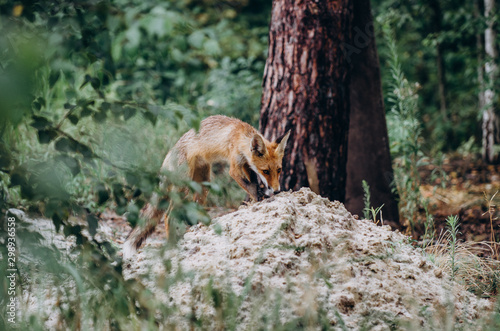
[122,144,189,259]
[122,197,166,260]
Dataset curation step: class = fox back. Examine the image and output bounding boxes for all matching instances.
[163,115,290,199]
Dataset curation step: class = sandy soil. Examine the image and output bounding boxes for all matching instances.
[123,188,492,330]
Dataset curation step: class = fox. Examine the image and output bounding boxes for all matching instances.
[123,115,290,259]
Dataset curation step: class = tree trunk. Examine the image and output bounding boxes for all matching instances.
[429,0,448,120]
[483,0,499,163]
[345,0,400,226]
[260,0,353,201]
[475,0,485,112]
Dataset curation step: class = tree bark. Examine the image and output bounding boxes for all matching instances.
[260,0,353,201]
[345,0,400,226]
[483,0,499,163]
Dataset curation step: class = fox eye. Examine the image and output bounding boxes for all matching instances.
[263,170,270,175]
[277,168,281,174]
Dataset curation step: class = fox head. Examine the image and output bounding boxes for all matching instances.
[250,130,291,198]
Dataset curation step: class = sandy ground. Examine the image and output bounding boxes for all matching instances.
[8,187,494,329]
[122,188,492,330]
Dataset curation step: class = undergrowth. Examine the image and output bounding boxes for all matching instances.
[380,14,428,236]
[380,15,500,326]
[426,230,500,297]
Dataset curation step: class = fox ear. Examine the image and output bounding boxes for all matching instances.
[251,134,267,156]
[276,130,290,155]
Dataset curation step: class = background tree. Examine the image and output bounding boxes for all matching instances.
[345,0,399,225]
[476,0,486,117]
[482,0,498,163]
[260,0,353,202]
[428,0,448,121]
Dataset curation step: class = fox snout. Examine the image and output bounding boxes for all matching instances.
[257,182,280,200]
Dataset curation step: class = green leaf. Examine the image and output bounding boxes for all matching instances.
[91,77,101,90]
[101,102,111,111]
[32,101,42,111]
[67,114,79,125]
[203,39,221,56]
[55,137,76,153]
[9,173,26,187]
[80,75,92,89]
[64,224,83,241]
[78,99,95,107]
[143,110,157,125]
[132,188,142,198]
[65,89,77,100]
[213,223,222,235]
[116,205,126,216]
[49,70,61,87]
[96,183,110,205]
[188,181,202,194]
[31,115,52,130]
[87,213,98,237]
[102,241,117,256]
[125,26,141,49]
[110,103,122,115]
[37,129,58,144]
[125,172,139,186]
[80,107,92,117]
[127,203,140,225]
[20,182,34,199]
[113,183,126,207]
[36,96,46,107]
[0,143,11,168]
[56,154,81,176]
[123,106,137,120]
[87,52,98,64]
[93,109,107,123]
[188,31,205,49]
[75,142,93,158]
[158,198,169,211]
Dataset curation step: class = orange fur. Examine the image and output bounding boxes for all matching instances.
[123,115,290,259]
[162,115,290,200]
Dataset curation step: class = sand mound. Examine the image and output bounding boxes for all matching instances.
[126,188,491,329]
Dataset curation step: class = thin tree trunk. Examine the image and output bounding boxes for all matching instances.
[345,0,400,227]
[475,0,485,111]
[429,0,448,120]
[436,44,447,118]
[483,0,498,163]
[260,0,353,201]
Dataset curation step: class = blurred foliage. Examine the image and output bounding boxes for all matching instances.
[0,0,271,216]
[380,16,427,236]
[0,0,270,328]
[373,0,494,154]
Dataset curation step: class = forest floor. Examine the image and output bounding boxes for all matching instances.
[417,155,500,255]
[21,188,495,329]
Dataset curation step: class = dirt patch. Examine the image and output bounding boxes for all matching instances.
[416,156,500,248]
[124,188,491,329]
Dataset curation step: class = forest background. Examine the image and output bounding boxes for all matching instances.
[1,0,500,329]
